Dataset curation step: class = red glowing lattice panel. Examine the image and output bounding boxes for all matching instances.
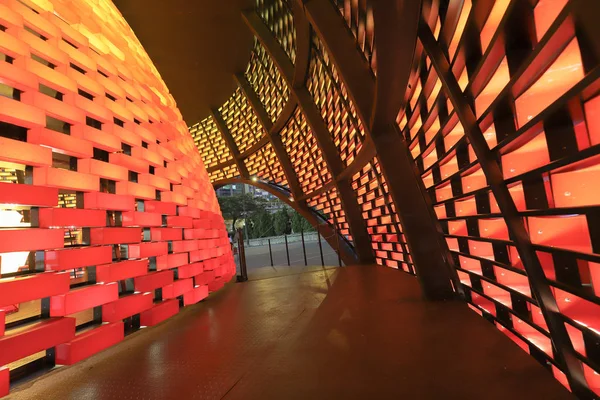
[0,0,235,396]
[400,0,599,394]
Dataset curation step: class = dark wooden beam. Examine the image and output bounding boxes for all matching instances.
[210,108,250,179]
[243,9,376,264]
[235,73,305,201]
[419,20,592,397]
[300,0,458,298]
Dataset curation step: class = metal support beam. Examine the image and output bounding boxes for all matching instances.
[243,9,375,265]
[235,73,304,203]
[299,0,459,298]
[210,108,250,179]
[419,20,592,397]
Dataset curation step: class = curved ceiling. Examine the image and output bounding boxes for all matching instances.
[114,0,254,125]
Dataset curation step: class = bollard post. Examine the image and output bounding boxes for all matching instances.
[317,228,325,267]
[236,228,248,282]
[284,234,290,266]
[301,228,308,266]
[268,239,274,267]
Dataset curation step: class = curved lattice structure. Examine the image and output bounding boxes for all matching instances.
[192,0,600,397]
[0,0,235,396]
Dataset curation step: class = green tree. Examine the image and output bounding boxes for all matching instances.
[291,210,314,233]
[273,207,291,236]
[218,193,267,232]
[249,209,274,238]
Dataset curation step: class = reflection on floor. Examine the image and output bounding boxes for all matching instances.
[10,266,573,400]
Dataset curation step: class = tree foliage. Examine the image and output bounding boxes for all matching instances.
[273,207,291,236]
[248,209,274,238]
[291,210,314,233]
[217,193,267,231]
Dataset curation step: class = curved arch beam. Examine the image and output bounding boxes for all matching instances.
[214,178,359,265]
[418,20,590,395]
[243,9,375,264]
[291,0,311,88]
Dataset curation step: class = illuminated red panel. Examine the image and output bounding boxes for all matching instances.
[127,242,168,259]
[89,227,141,245]
[0,182,58,207]
[33,167,99,192]
[144,200,177,215]
[167,216,193,228]
[550,159,600,207]
[178,263,203,279]
[0,272,69,307]
[208,278,225,293]
[84,192,135,211]
[109,153,150,174]
[102,293,153,323]
[172,240,198,253]
[140,299,179,327]
[50,283,119,317]
[22,92,84,125]
[138,174,170,191]
[0,228,64,253]
[162,278,193,299]
[585,96,600,146]
[134,270,174,293]
[474,58,510,117]
[0,317,75,366]
[116,181,155,200]
[534,0,569,40]
[45,246,112,271]
[0,31,29,58]
[0,367,5,398]
[0,59,38,92]
[528,215,592,253]
[156,253,189,271]
[150,227,183,241]
[515,39,583,127]
[0,311,4,337]
[122,211,162,227]
[96,259,149,283]
[183,285,209,306]
[38,208,106,228]
[501,133,549,179]
[55,322,124,365]
[28,127,94,158]
[0,136,52,166]
[78,159,128,181]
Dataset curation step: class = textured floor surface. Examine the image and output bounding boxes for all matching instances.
[9,266,573,400]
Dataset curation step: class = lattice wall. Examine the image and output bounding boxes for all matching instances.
[0,0,235,397]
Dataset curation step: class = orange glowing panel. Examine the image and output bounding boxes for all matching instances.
[480,0,511,53]
[534,0,569,41]
[528,215,592,254]
[551,158,600,208]
[448,0,472,61]
[501,133,549,179]
[474,57,510,118]
[585,96,600,146]
[490,184,526,213]
[515,39,583,127]
[479,218,509,240]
